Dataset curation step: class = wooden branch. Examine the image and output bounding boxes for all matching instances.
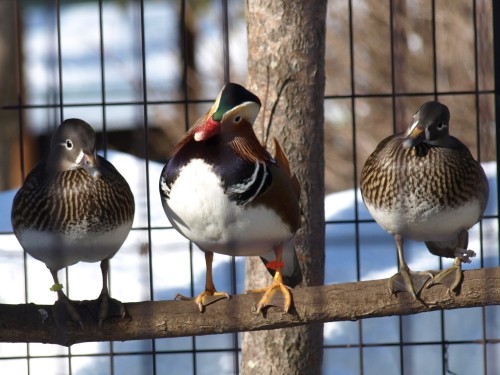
[1,267,499,347]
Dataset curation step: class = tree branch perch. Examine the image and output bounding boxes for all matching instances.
[1,267,499,347]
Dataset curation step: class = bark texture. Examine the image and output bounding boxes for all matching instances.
[0,2,36,190]
[242,1,327,374]
[0,1,21,189]
[0,267,498,347]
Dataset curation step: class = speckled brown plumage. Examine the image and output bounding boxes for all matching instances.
[11,118,135,327]
[360,101,488,299]
[12,158,134,239]
[361,135,488,220]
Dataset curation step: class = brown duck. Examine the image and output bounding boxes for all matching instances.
[360,101,488,299]
[12,119,135,327]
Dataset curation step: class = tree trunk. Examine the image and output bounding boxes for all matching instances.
[0,2,35,190]
[0,2,20,189]
[242,1,327,374]
[392,0,408,133]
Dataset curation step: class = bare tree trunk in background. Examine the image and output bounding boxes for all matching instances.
[0,2,22,190]
[179,1,197,100]
[392,0,408,133]
[476,0,494,162]
[242,1,327,374]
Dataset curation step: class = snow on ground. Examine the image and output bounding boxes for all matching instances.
[0,151,246,374]
[0,151,498,374]
[2,1,498,374]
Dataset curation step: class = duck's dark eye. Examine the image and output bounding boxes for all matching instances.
[65,139,73,149]
[234,116,241,123]
[436,122,445,130]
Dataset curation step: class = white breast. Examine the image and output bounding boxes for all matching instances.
[365,199,483,242]
[162,159,292,256]
[17,221,133,271]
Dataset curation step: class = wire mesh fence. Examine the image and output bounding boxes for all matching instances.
[0,0,498,374]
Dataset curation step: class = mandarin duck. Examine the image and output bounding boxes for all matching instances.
[159,82,302,313]
[11,119,135,327]
[360,101,488,299]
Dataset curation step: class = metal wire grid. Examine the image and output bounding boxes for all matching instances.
[2,0,241,374]
[0,0,499,375]
[323,0,499,374]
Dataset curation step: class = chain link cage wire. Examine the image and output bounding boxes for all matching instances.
[0,0,499,374]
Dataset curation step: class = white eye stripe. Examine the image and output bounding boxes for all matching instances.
[60,139,73,149]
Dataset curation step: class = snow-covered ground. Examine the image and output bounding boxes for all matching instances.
[0,151,498,375]
[0,1,498,374]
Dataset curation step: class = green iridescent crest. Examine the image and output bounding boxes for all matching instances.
[212,83,261,121]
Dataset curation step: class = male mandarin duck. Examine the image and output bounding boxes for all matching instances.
[11,119,135,327]
[360,101,488,299]
[159,82,302,313]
